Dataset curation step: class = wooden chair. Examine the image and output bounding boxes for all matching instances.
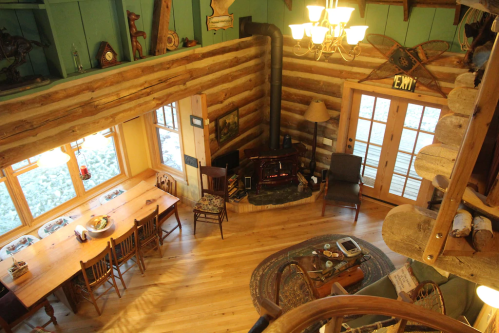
[134,205,162,270]
[72,242,121,316]
[156,172,182,244]
[0,292,57,333]
[110,225,144,289]
[193,162,228,239]
[322,153,363,222]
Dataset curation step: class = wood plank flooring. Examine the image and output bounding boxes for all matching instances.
[17,198,405,333]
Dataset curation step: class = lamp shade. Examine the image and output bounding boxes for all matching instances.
[311,26,328,44]
[307,6,324,22]
[477,286,499,308]
[304,100,330,122]
[346,26,368,45]
[36,149,70,168]
[82,132,110,150]
[327,7,355,25]
[289,24,305,40]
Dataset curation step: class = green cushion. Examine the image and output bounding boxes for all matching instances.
[439,276,483,323]
[347,276,397,329]
[410,259,449,285]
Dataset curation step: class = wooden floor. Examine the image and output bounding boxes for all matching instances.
[18,198,406,333]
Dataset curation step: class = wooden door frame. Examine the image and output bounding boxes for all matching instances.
[338,82,449,206]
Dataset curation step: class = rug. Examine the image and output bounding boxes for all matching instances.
[247,183,312,206]
[250,234,395,315]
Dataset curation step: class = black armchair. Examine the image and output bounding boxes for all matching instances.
[322,153,364,221]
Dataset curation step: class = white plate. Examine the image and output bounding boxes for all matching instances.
[85,215,114,233]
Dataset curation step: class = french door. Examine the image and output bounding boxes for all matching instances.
[345,90,447,206]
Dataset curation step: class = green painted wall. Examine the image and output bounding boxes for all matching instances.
[0,0,465,85]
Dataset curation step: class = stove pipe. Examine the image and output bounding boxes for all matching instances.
[241,22,283,150]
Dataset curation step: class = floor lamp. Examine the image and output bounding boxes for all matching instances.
[303,100,330,177]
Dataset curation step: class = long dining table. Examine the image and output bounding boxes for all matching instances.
[0,181,179,312]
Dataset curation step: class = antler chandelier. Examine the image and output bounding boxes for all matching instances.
[289,0,368,61]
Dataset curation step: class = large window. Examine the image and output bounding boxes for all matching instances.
[0,127,126,238]
[148,103,185,178]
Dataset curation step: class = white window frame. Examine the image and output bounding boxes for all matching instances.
[144,102,187,181]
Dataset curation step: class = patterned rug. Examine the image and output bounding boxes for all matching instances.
[250,234,395,316]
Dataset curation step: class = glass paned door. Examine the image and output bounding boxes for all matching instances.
[385,103,441,203]
[346,91,446,205]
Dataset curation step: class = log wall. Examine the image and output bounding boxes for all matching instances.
[277,36,467,174]
[0,36,268,170]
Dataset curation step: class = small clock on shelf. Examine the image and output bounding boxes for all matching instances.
[96,42,121,68]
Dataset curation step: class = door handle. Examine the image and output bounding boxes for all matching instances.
[349,138,353,142]
[348,145,352,149]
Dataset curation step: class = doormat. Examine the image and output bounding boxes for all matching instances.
[247,183,312,206]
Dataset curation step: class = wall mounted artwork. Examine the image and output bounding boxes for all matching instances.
[207,0,235,31]
[217,109,239,145]
[359,34,449,98]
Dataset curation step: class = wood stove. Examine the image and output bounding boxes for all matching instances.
[245,147,300,194]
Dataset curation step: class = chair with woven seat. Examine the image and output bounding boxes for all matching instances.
[193,162,228,239]
[110,225,144,289]
[156,172,182,244]
[134,206,162,270]
[0,291,57,333]
[71,242,121,315]
[322,153,364,221]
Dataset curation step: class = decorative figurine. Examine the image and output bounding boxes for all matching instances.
[127,10,147,60]
[183,37,198,48]
[0,28,49,94]
[72,43,85,73]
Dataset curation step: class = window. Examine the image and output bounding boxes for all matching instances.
[148,103,185,177]
[0,126,127,238]
[71,129,121,191]
[0,176,22,236]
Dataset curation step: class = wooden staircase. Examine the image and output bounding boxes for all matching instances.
[383,31,499,290]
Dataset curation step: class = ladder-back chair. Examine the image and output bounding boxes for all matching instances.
[156,172,182,244]
[193,162,228,239]
[110,225,143,289]
[72,242,121,316]
[134,205,162,270]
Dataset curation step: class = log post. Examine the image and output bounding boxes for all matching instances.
[423,34,499,264]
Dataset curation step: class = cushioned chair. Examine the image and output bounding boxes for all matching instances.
[322,153,363,221]
[193,162,228,240]
[0,291,57,333]
[156,172,182,244]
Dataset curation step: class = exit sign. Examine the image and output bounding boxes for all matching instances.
[392,75,417,92]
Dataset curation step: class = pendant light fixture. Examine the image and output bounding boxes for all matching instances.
[36,149,70,168]
[82,132,110,151]
[289,0,368,61]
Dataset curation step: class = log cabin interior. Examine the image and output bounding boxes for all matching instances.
[1,0,499,332]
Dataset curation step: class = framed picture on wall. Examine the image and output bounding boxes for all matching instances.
[216,109,239,145]
[190,115,204,129]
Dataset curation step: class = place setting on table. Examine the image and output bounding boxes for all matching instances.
[0,180,179,313]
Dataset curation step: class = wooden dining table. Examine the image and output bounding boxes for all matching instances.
[0,181,179,312]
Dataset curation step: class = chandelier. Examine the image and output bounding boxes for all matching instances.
[289,0,368,61]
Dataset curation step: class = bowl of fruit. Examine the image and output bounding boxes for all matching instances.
[86,215,113,233]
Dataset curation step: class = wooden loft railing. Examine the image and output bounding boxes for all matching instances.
[252,295,478,333]
[382,22,499,289]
